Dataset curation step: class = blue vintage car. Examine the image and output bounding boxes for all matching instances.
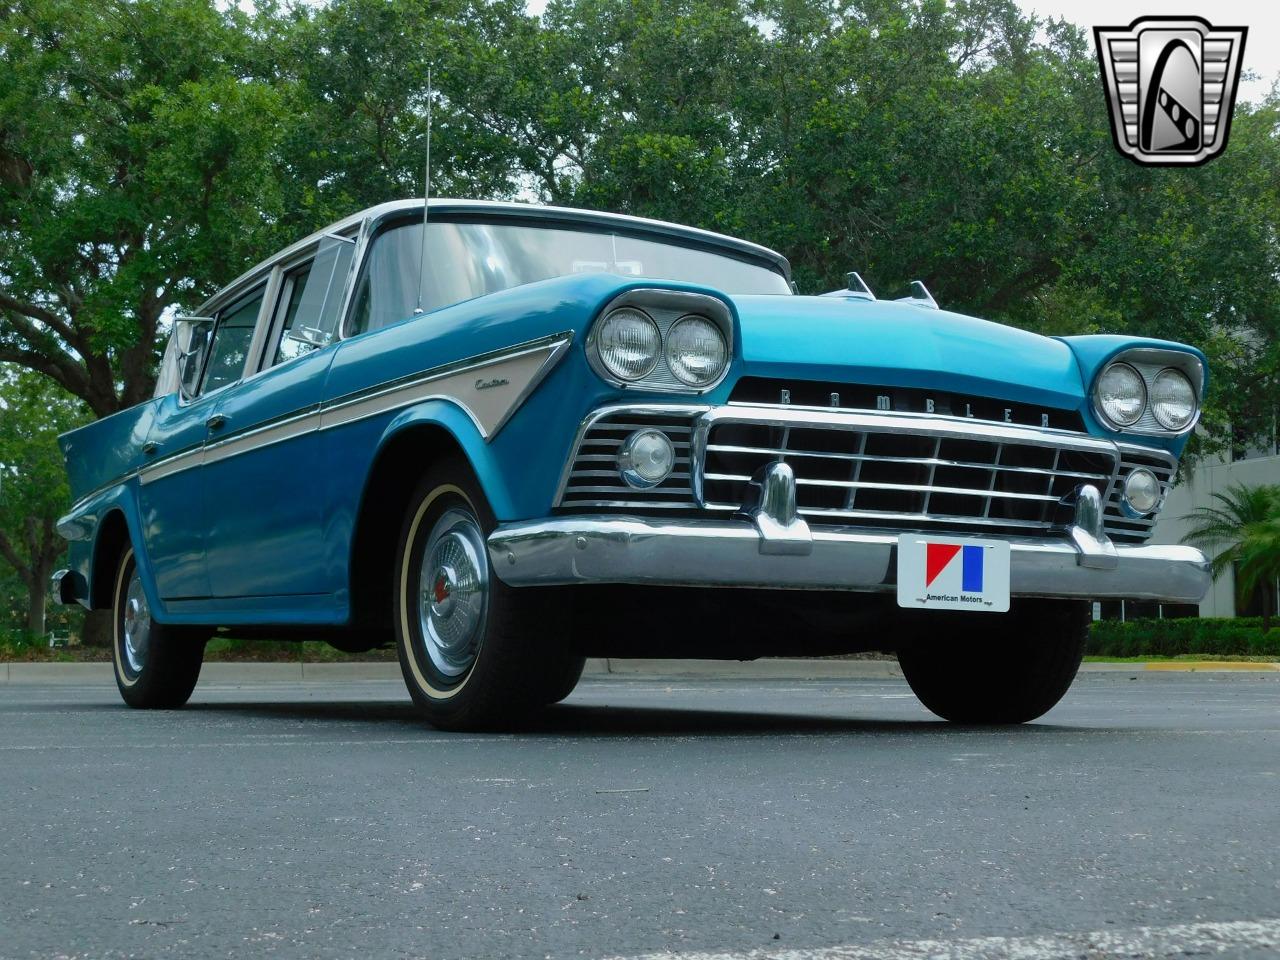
[54,199,1210,727]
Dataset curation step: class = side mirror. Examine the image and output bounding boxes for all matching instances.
[283,323,333,352]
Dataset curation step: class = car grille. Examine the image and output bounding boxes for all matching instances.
[700,416,1119,536]
[1103,446,1177,544]
[557,409,698,511]
[556,404,1174,544]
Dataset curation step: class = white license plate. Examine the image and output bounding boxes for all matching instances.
[896,535,1011,612]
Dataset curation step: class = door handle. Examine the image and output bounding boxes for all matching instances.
[142,441,159,456]
[206,414,228,431]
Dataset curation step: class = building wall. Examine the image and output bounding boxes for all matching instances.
[1148,451,1280,617]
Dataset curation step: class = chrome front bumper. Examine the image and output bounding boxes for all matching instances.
[488,472,1210,603]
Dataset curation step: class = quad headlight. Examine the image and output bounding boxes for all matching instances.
[1092,355,1201,434]
[594,307,661,381]
[666,315,728,387]
[1095,362,1146,428]
[587,294,733,392]
[1150,367,1197,431]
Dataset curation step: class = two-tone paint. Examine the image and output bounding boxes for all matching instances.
[56,199,1207,630]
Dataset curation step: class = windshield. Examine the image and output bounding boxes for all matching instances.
[349,218,791,337]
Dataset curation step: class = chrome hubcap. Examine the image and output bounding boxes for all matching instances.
[417,509,489,678]
[122,573,151,676]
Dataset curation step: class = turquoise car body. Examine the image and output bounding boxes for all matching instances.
[55,200,1207,633]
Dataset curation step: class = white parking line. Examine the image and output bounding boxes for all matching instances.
[608,918,1280,960]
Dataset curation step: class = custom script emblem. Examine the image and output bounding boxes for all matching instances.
[474,377,510,391]
[1094,16,1247,166]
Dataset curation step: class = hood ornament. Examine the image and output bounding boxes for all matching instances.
[895,280,939,310]
[822,273,939,310]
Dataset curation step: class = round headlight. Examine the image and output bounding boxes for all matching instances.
[618,429,675,488]
[595,308,661,381]
[1150,368,1197,431]
[1123,468,1161,515]
[1096,363,1146,428]
[665,315,728,388]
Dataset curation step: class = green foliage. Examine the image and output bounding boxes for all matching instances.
[0,0,288,415]
[1182,483,1280,629]
[0,365,90,633]
[1088,618,1280,659]
[3,0,1278,451]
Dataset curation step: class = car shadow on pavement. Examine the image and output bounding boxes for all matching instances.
[178,698,1081,737]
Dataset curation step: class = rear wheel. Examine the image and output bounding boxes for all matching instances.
[542,654,587,706]
[896,599,1088,724]
[112,549,205,709]
[394,458,575,730]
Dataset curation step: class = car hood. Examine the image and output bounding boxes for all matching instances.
[729,295,1087,411]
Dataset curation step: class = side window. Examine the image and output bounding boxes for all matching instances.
[271,264,312,366]
[200,291,264,395]
[268,234,356,366]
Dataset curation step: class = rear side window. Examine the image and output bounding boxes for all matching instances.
[271,265,312,366]
[201,291,264,395]
[268,234,357,366]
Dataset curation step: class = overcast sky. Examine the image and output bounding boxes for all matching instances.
[522,0,1278,104]
[1018,1,1277,103]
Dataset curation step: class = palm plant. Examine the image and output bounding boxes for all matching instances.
[1182,483,1280,632]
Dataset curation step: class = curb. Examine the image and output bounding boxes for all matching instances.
[1,658,1277,684]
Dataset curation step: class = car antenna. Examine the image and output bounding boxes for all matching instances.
[414,66,434,315]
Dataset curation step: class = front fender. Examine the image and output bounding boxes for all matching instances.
[375,399,519,519]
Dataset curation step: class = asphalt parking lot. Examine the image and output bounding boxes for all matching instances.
[1,673,1278,960]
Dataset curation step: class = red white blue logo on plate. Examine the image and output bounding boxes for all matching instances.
[897,536,1011,612]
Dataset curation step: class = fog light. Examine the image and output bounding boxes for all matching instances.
[618,429,675,489]
[1122,468,1161,516]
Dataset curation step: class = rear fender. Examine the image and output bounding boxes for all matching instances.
[57,484,163,617]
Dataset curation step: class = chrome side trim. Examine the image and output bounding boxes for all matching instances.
[202,403,323,468]
[93,333,575,499]
[488,515,1211,603]
[320,332,572,438]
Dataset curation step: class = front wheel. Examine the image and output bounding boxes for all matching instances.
[393,458,575,730]
[112,549,205,708]
[896,599,1088,724]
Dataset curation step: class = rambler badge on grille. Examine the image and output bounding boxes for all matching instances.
[776,385,1054,428]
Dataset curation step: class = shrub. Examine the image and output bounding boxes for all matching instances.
[1088,617,1280,658]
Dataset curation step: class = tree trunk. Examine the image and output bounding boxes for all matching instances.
[81,609,113,648]
[25,578,46,637]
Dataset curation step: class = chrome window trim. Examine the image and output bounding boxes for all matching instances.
[203,200,791,321]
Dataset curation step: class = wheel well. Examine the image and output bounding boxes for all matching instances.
[349,425,470,632]
[90,510,132,609]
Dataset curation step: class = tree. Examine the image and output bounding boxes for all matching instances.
[0,0,289,417]
[1182,483,1280,632]
[0,365,88,635]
